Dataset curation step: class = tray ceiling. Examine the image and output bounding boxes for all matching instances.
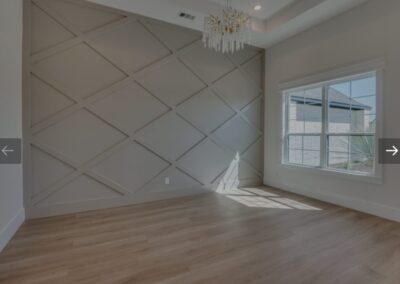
[87,0,369,48]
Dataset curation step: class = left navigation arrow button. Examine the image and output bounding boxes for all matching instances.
[0,139,21,164]
[1,145,14,156]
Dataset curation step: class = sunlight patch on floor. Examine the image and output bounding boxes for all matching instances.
[221,188,322,210]
[215,153,322,210]
[270,198,321,210]
[227,195,292,209]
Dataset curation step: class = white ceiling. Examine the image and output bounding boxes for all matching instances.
[87,0,369,48]
[208,0,298,20]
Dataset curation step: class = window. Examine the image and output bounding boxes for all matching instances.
[282,71,380,177]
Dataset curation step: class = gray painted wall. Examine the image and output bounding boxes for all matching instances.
[0,0,25,251]
[26,0,264,218]
[264,0,400,221]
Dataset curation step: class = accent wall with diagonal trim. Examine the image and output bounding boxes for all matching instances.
[24,0,265,218]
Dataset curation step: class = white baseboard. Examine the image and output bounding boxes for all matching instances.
[0,208,25,252]
[264,179,400,223]
[26,180,262,219]
[27,187,210,219]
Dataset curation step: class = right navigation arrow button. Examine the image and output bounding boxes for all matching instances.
[386,145,399,156]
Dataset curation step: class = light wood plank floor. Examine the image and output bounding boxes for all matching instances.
[1,186,400,284]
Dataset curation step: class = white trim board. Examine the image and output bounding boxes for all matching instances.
[264,180,400,223]
[278,58,385,91]
[26,187,211,219]
[0,208,25,253]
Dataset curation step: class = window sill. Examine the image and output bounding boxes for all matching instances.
[280,163,383,185]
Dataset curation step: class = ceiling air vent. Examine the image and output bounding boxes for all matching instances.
[179,12,196,20]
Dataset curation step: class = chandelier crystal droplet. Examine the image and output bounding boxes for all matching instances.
[203,1,251,53]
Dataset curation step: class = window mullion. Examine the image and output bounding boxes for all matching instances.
[320,85,328,168]
[348,81,353,171]
[283,93,289,164]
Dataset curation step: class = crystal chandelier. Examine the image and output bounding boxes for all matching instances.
[203,0,251,53]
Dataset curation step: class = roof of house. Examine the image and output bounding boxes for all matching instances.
[291,88,372,111]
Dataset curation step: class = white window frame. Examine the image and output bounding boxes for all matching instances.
[280,59,384,184]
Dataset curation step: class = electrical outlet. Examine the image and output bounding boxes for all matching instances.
[165,177,170,185]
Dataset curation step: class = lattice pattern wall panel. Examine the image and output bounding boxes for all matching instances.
[25,0,265,218]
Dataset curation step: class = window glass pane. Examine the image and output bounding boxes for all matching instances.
[304,87,322,133]
[288,94,304,133]
[328,85,351,133]
[288,135,320,167]
[328,136,349,170]
[289,149,302,164]
[328,77,376,134]
[351,76,376,135]
[289,135,303,149]
[327,135,375,173]
[350,135,374,173]
[351,76,376,98]
[303,150,320,167]
[303,136,320,151]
